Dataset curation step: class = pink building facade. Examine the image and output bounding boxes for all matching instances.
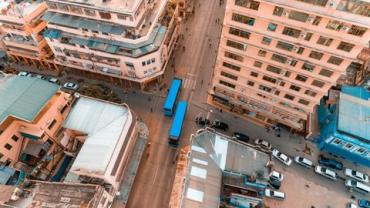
[209,0,370,135]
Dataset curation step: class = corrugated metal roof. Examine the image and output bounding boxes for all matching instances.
[0,76,59,123]
[338,91,370,142]
[64,97,131,175]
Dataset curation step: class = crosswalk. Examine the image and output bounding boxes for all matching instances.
[182,77,196,90]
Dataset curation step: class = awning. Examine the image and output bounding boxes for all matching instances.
[19,127,43,140]
[22,140,44,157]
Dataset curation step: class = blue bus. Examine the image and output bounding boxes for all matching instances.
[168,101,188,147]
[163,78,182,116]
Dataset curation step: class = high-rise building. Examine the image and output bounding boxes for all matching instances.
[0,0,59,71]
[42,0,180,88]
[209,0,370,135]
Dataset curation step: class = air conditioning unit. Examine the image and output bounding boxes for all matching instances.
[286,59,292,65]
[341,26,350,32]
[329,0,337,7]
[293,46,299,52]
[300,33,307,39]
[283,11,289,17]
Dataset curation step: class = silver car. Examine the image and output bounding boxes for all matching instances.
[294,156,313,168]
[315,165,337,181]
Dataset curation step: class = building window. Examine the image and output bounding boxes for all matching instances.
[142,61,146,66]
[219,80,236,89]
[151,58,156,63]
[345,143,353,149]
[327,56,343,65]
[60,105,68,114]
[290,85,301,92]
[304,90,317,97]
[276,41,294,51]
[348,25,367,37]
[48,119,57,130]
[289,60,298,67]
[309,51,324,60]
[11,135,19,142]
[84,9,96,16]
[319,69,333,77]
[221,71,238,80]
[317,36,333,46]
[312,16,322,25]
[295,0,328,7]
[282,27,301,38]
[70,6,82,14]
[262,75,277,84]
[266,65,281,74]
[99,11,111,19]
[232,13,255,26]
[0,152,3,159]
[356,148,365,154]
[273,6,284,16]
[223,62,241,71]
[247,81,255,86]
[337,41,355,52]
[302,63,315,72]
[288,10,309,22]
[225,51,244,62]
[326,20,346,31]
[296,74,308,82]
[250,71,258,77]
[253,61,262,68]
[297,47,305,54]
[259,85,272,93]
[284,94,295,100]
[261,37,272,45]
[257,50,266,57]
[234,0,260,10]
[304,32,313,41]
[312,80,325,87]
[229,27,250,39]
[226,40,246,51]
[117,14,128,20]
[267,23,277,32]
[271,54,287,64]
[4,143,12,150]
[298,99,310,105]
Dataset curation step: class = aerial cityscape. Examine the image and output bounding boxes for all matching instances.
[0,0,368,207]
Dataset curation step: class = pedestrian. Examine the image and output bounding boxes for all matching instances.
[209,43,212,48]
[150,107,153,113]
[201,79,203,85]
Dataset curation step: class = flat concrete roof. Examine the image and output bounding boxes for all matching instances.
[61,0,143,13]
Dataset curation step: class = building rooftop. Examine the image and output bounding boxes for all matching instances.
[182,130,269,208]
[0,75,59,124]
[0,0,43,18]
[63,96,131,175]
[337,86,370,142]
[61,0,143,13]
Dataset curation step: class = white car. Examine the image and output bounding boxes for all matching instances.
[315,165,337,181]
[264,188,285,200]
[345,168,369,183]
[18,71,29,76]
[254,139,272,150]
[269,170,283,182]
[272,149,292,166]
[346,203,357,208]
[63,82,79,90]
[294,156,313,168]
[48,77,60,84]
[345,179,370,194]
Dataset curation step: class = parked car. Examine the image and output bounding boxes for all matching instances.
[18,71,29,76]
[195,117,210,126]
[268,177,281,190]
[232,132,250,143]
[318,155,343,170]
[63,82,79,90]
[294,156,313,168]
[211,120,229,131]
[347,203,358,208]
[345,179,370,194]
[254,139,272,150]
[48,77,60,84]
[32,74,44,79]
[315,165,337,181]
[264,189,285,200]
[269,170,283,182]
[359,199,370,208]
[272,149,292,166]
[345,168,369,183]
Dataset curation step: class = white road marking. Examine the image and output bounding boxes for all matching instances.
[152,166,160,185]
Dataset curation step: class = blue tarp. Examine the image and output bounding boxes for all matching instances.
[51,155,73,182]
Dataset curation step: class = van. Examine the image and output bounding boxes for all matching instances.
[265,188,285,200]
[345,179,370,194]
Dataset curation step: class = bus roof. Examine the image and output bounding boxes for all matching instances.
[164,79,182,110]
[169,101,188,138]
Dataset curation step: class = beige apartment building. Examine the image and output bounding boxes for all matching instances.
[0,0,59,71]
[209,0,370,135]
[42,0,180,88]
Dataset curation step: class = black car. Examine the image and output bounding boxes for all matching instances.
[318,155,343,170]
[211,120,229,131]
[195,117,210,126]
[232,132,250,143]
[268,178,281,190]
